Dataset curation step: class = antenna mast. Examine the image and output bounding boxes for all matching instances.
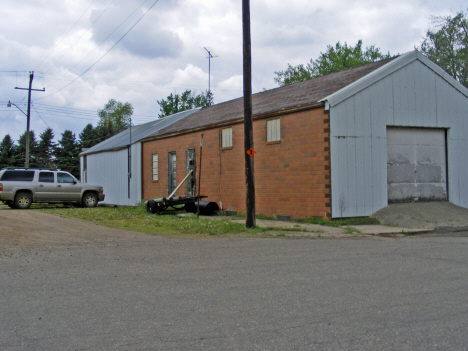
[204,47,218,92]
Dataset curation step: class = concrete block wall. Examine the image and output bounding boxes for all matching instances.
[142,106,331,219]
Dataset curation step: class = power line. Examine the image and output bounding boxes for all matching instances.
[43,0,152,92]
[31,103,52,129]
[42,0,117,75]
[37,0,159,101]
[34,0,98,72]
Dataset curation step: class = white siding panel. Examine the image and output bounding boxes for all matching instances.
[460,140,468,207]
[392,70,403,125]
[363,137,373,215]
[330,59,468,217]
[84,143,142,206]
[346,137,357,217]
[354,136,365,214]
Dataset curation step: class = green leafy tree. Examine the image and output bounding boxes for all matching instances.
[97,99,134,141]
[79,123,97,149]
[274,40,392,86]
[54,130,80,177]
[14,131,39,167]
[0,134,16,169]
[36,128,56,169]
[420,10,468,88]
[157,89,213,118]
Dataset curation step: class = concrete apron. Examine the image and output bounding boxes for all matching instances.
[371,201,468,230]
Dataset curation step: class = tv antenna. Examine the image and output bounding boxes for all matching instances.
[204,47,218,92]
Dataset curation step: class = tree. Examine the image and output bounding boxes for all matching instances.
[97,99,134,141]
[54,130,80,177]
[420,10,468,88]
[79,123,97,149]
[0,134,16,169]
[14,131,39,167]
[157,89,213,118]
[36,128,55,169]
[274,40,392,86]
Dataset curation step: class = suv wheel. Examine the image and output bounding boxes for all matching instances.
[15,192,32,209]
[82,192,98,208]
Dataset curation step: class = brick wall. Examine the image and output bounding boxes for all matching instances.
[142,106,331,219]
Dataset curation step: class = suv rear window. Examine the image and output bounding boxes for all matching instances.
[0,170,35,182]
[39,172,54,183]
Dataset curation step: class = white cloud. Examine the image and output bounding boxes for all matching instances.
[0,0,465,145]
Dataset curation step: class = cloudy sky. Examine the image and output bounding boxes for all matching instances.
[0,0,465,144]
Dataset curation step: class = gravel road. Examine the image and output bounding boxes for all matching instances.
[0,204,154,254]
[2,204,468,350]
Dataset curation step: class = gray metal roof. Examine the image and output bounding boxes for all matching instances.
[80,108,200,156]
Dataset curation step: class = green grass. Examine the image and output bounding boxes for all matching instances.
[343,226,361,234]
[32,203,378,237]
[295,216,379,227]
[40,204,271,237]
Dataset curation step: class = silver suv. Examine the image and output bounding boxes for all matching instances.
[0,168,105,209]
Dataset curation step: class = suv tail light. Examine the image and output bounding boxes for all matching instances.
[0,183,2,191]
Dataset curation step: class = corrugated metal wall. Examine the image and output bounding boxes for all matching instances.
[80,143,142,206]
[330,60,468,217]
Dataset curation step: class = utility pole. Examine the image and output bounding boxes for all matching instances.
[242,0,256,228]
[15,71,45,168]
[204,47,218,92]
[128,115,132,199]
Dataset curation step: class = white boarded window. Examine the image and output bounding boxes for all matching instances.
[152,154,158,181]
[267,118,281,142]
[222,128,233,148]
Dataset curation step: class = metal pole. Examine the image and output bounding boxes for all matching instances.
[242,0,256,228]
[197,134,203,219]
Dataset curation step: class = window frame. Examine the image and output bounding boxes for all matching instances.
[221,127,233,149]
[152,153,159,182]
[266,118,281,143]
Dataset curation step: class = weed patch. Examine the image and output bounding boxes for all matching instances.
[41,205,269,237]
[295,216,379,227]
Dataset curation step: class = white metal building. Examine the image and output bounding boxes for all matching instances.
[323,51,468,217]
[79,109,200,206]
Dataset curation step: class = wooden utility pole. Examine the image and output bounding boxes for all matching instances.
[197,134,203,219]
[15,71,45,168]
[242,0,256,228]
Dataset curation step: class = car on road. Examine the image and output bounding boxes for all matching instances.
[0,168,105,209]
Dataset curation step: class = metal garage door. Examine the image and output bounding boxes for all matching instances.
[387,127,447,203]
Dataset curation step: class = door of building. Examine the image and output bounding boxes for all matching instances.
[186,149,196,196]
[168,152,177,195]
[387,127,447,203]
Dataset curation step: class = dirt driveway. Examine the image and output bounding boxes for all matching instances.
[0,204,154,254]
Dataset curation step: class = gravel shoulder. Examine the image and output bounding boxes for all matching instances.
[0,204,155,254]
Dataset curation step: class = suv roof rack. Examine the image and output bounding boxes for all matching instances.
[1,167,61,171]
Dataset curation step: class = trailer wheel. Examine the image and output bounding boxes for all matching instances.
[147,200,158,214]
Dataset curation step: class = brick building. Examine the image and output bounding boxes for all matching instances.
[140,50,468,219]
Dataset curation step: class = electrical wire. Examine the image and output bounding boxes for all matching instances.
[42,0,153,92]
[31,103,53,130]
[42,0,117,75]
[34,0,98,72]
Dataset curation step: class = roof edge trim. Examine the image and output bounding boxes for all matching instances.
[320,50,468,107]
